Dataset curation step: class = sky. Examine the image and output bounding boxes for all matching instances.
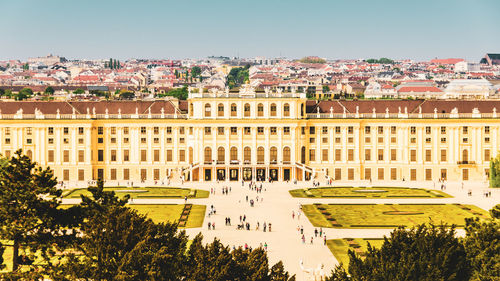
[0,0,499,61]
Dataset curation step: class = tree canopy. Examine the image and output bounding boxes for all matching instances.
[158,85,189,100]
[191,66,202,78]
[299,56,326,64]
[227,65,250,89]
[366,58,394,64]
[44,86,55,95]
[489,154,500,188]
[16,88,33,100]
[119,91,136,100]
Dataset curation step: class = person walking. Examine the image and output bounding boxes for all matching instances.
[314,228,318,237]
[208,222,211,230]
[302,234,305,244]
[324,235,327,245]
[292,211,295,219]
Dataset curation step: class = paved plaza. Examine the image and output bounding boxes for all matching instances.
[62,180,499,280]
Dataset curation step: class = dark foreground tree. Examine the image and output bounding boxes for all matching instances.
[0,150,82,277]
[185,234,295,281]
[463,206,500,281]
[58,180,189,281]
[329,223,470,281]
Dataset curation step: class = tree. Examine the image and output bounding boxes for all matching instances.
[489,154,500,188]
[16,88,33,100]
[191,66,201,78]
[330,223,471,281]
[119,91,135,100]
[158,86,188,100]
[322,85,330,93]
[73,88,85,95]
[298,56,326,64]
[59,180,189,280]
[0,88,4,97]
[463,213,500,281]
[226,65,250,89]
[109,58,113,69]
[44,86,55,95]
[0,150,81,274]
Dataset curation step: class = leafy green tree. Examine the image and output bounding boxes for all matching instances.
[490,204,500,219]
[119,91,135,100]
[73,88,85,95]
[463,213,500,281]
[298,57,326,64]
[158,86,188,100]
[0,150,81,274]
[489,154,500,188]
[44,86,55,95]
[191,66,201,78]
[226,65,250,89]
[0,88,4,97]
[329,224,470,281]
[16,88,33,100]
[109,58,113,69]
[322,85,330,93]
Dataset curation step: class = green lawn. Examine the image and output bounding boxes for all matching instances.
[131,204,206,228]
[63,187,209,199]
[327,238,385,269]
[290,186,451,198]
[303,203,489,228]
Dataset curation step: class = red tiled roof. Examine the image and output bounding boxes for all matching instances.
[398,86,442,93]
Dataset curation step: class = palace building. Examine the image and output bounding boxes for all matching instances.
[0,88,498,184]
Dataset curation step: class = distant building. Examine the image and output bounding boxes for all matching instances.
[454,61,481,72]
[27,54,66,66]
[480,53,500,66]
[430,58,464,65]
[444,79,493,99]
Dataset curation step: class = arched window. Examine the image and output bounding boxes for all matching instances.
[204,103,211,117]
[244,103,251,117]
[300,103,305,117]
[283,147,290,163]
[230,147,238,162]
[301,146,306,164]
[270,103,277,117]
[189,103,194,117]
[217,147,225,163]
[189,147,193,163]
[231,103,237,117]
[462,149,469,163]
[283,103,290,117]
[204,147,212,164]
[257,147,265,163]
[270,147,278,163]
[244,147,251,163]
[217,103,224,117]
[26,150,33,160]
[257,103,264,117]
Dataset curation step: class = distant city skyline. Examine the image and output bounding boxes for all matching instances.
[0,0,499,62]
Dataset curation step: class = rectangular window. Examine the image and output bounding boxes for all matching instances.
[410,169,417,181]
[391,168,397,180]
[485,126,490,134]
[348,126,353,134]
[377,126,383,134]
[484,149,491,162]
[231,127,237,135]
[463,126,468,134]
[64,127,69,135]
[123,150,129,162]
[365,149,371,161]
[48,127,54,135]
[335,126,341,134]
[258,127,264,135]
[441,169,447,180]
[348,149,354,161]
[97,127,103,135]
[179,127,185,134]
[335,168,341,180]
[364,168,371,180]
[310,127,316,134]
[425,149,431,162]
[270,127,277,135]
[4,150,10,158]
[111,150,117,162]
[167,150,172,162]
[110,169,117,180]
[123,169,130,180]
[153,127,159,134]
[284,127,290,135]
[425,126,431,134]
[391,126,396,134]
[440,126,446,134]
[348,168,354,180]
[141,150,147,162]
[322,127,328,134]
[154,149,160,162]
[111,127,116,134]
[48,150,54,162]
[154,169,160,181]
[365,126,371,134]
[141,127,147,134]
[179,150,185,162]
[410,150,416,162]
[335,149,341,161]
[391,149,396,161]
[378,168,384,180]
[410,126,416,134]
[245,127,252,135]
[425,169,432,181]
[141,169,147,180]
[123,127,129,134]
[78,169,84,181]
[218,127,224,135]
[463,169,469,181]
[63,169,69,181]
[365,137,371,143]
[322,149,328,161]
[377,149,384,161]
[166,127,172,134]
[98,150,104,162]
[309,149,315,162]
[63,150,70,163]
[440,149,447,162]
[78,127,84,135]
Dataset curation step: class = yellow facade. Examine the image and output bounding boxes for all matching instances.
[0,94,497,183]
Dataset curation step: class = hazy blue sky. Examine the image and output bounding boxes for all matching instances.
[0,0,498,61]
